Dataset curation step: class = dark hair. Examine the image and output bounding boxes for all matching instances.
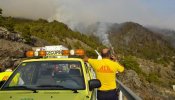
[101,49,111,58]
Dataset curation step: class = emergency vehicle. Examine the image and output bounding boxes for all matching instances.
[0,45,101,100]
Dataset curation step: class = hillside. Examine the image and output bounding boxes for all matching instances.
[108,22,175,65]
[0,14,106,70]
[0,15,106,55]
[148,27,175,47]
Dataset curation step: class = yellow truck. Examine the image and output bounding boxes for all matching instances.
[0,46,101,100]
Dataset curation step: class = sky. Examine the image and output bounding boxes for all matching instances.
[0,0,175,30]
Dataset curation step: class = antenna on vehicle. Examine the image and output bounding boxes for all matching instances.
[95,50,102,60]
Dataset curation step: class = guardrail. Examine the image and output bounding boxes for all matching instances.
[116,79,142,100]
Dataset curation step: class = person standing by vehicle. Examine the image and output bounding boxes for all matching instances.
[0,62,13,81]
[84,48,124,100]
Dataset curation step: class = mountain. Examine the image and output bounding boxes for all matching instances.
[148,27,175,47]
[108,22,175,65]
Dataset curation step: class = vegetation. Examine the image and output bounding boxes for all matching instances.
[120,55,143,75]
[120,55,162,85]
[146,73,160,84]
[109,22,175,65]
[16,24,32,44]
[0,8,105,57]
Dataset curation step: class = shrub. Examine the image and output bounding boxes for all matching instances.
[120,56,143,74]
[86,50,97,58]
[19,25,32,44]
[146,73,160,84]
[0,17,15,32]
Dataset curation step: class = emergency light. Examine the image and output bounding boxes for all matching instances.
[26,51,34,57]
[75,49,85,56]
[26,49,85,58]
[62,50,70,56]
[38,51,46,57]
[62,49,85,56]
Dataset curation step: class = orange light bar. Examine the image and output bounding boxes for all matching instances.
[62,50,70,55]
[26,51,34,57]
[75,49,85,56]
[38,51,46,57]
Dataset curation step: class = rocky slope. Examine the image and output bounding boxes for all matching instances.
[119,60,175,100]
[0,27,31,69]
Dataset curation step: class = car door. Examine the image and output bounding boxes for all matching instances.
[84,62,97,100]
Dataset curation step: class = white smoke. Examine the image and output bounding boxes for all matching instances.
[95,22,111,46]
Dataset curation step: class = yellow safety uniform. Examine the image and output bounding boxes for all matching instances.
[0,69,13,81]
[0,69,20,86]
[88,58,124,91]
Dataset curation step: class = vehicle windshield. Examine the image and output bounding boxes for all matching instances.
[2,61,85,90]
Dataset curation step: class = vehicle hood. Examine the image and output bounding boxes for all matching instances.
[0,90,87,100]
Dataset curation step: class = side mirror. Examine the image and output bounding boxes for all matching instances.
[0,80,6,87]
[89,79,101,91]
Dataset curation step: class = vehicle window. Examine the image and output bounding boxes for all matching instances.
[2,61,85,90]
[10,63,36,86]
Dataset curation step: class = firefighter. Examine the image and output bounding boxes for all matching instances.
[84,48,124,100]
[0,66,13,81]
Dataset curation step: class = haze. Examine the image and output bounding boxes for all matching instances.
[0,0,175,30]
